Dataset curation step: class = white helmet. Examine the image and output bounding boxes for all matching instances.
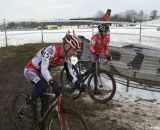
[63,34,82,49]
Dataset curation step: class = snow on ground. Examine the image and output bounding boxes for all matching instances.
[115,83,160,103]
[82,76,160,103]
[143,18,160,26]
[0,24,160,103]
[0,25,160,48]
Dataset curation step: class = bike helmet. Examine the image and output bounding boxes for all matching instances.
[63,34,82,49]
[107,9,111,13]
[98,23,109,32]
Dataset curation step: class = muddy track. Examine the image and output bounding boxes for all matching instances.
[0,44,160,130]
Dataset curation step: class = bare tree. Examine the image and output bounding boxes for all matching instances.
[137,10,147,22]
[93,9,154,22]
[111,14,120,21]
[124,10,137,22]
[7,22,16,29]
[94,10,104,18]
[150,10,159,20]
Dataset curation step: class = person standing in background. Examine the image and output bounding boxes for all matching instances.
[103,9,111,21]
[102,9,111,34]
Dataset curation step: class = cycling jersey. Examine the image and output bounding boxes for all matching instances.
[89,33,110,58]
[25,45,77,83]
[24,43,80,120]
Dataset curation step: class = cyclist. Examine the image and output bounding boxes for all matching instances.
[103,9,111,33]
[24,33,85,117]
[89,23,111,63]
[88,23,111,94]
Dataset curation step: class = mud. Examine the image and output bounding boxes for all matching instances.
[0,44,160,130]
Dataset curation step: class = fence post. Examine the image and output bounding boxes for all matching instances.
[139,22,142,43]
[92,21,94,36]
[126,77,129,92]
[73,30,75,35]
[40,20,44,43]
[3,19,8,46]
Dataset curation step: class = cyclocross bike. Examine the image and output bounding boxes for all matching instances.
[11,88,89,130]
[60,55,116,103]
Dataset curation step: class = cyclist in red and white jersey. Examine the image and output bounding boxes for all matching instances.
[24,34,85,117]
[89,23,111,62]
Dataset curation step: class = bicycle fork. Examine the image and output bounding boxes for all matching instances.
[95,63,103,88]
[56,97,70,130]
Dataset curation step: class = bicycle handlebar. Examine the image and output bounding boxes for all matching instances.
[44,85,83,101]
[94,54,112,65]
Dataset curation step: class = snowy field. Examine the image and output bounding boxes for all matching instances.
[0,26,160,48]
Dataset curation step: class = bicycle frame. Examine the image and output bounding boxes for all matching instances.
[78,57,101,84]
[56,96,71,130]
[38,93,57,124]
[37,94,70,130]
[15,93,69,130]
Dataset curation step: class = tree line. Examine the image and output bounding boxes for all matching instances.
[2,9,160,30]
[94,9,159,22]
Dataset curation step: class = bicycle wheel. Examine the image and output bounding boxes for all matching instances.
[11,92,35,130]
[88,69,116,103]
[48,108,89,130]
